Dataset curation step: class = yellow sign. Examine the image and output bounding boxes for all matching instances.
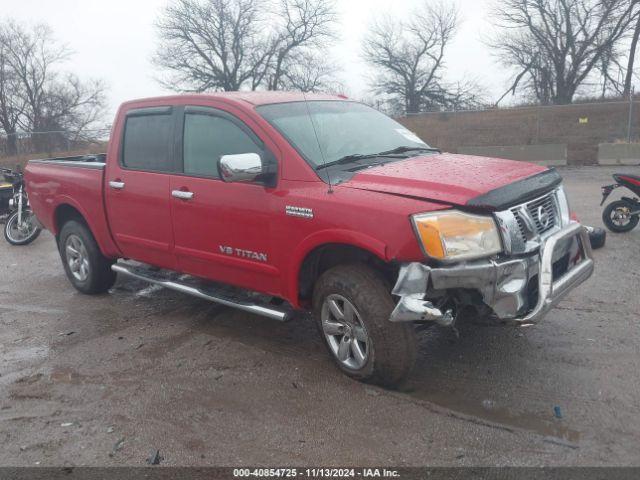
[579,117,589,124]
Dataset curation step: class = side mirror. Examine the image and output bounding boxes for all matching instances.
[219,153,263,183]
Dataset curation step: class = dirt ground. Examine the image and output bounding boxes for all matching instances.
[0,166,639,467]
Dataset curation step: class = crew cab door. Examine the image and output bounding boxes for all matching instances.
[170,105,282,295]
[105,106,179,270]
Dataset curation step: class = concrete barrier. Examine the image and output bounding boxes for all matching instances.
[457,144,567,166]
[598,143,640,165]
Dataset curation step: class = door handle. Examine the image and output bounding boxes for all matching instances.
[109,180,125,190]
[172,190,194,200]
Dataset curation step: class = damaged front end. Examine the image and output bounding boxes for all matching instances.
[391,189,595,326]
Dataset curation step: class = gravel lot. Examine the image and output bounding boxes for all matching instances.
[0,166,639,467]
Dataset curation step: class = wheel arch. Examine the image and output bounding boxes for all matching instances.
[52,200,120,258]
[291,231,397,307]
[54,203,87,234]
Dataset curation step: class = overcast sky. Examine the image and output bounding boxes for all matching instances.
[1,0,506,123]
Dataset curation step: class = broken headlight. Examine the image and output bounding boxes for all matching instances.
[411,210,503,262]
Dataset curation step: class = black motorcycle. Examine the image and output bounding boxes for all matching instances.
[601,173,640,233]
[1,166,41,245]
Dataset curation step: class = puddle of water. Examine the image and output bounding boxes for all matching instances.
[1,345,49,364]
[0,303,65,315]
[408,389,581,443]
[0,345,50,387]
[49,367,82,384]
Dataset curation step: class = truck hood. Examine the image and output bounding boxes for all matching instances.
[339,153,559,210]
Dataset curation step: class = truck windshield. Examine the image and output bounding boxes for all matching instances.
[256,101,432,170]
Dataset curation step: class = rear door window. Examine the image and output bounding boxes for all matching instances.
[122,109,175,172]
[182,111,263,178]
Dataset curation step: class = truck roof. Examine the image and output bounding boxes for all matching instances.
[120,91,349,108]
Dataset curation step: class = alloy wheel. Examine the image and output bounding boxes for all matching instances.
[321,294,370,370]
[65,234,90,282]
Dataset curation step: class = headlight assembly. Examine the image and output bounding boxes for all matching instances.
[411,210,503,262]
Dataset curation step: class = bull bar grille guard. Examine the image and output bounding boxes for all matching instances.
[519,221,594,324]
[390,222,594,325]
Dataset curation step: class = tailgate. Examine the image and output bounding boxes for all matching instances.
[25,156,120,258]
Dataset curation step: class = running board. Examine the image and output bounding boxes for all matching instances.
[112,262,294,322]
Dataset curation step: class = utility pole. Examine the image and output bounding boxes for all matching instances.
[628,86,635,144]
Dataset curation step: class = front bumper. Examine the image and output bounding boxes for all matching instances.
[390,222,594,325]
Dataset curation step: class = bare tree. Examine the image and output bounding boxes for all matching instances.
[593,4,640,99]
[491,0,639,105]
[0,23,68,133]
[624,11,640,97]
[0,34,25,155]
[154,0,337,92]
[37,75,107,137]
[597,41,625,98]
[265,0,336,90]
[278,51,342,92]
[363,2,481,114]
[0,20,106,150]
[155,0,265,91]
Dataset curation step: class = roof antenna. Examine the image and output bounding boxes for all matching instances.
[302,91,333,194]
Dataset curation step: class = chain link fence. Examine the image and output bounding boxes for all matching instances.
[397,99,640,166]
[0,129,110,168]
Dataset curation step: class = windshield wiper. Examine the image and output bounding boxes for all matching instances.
[315,153,399,170]
[316,146,440,171]
[376,146,441,155]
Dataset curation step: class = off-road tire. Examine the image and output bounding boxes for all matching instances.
[312,264,417,389]
[602,200,639,233]
[58,220,117,294]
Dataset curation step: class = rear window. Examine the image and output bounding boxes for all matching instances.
[122,112,174,171]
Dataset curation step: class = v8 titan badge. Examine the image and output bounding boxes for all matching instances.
[219,245,268,263]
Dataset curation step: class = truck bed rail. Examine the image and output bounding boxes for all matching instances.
[28,154,106,169]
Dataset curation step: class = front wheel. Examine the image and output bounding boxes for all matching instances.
[602,200,639,233]
[4,210,41,245]
[313,264,417,389]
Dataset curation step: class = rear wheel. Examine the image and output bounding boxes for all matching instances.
[313,264,417,389]
[602,200,639,233]
[58,220,117,294]
[4,210,41,246]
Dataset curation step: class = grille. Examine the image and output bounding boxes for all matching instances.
[511,192,558,239]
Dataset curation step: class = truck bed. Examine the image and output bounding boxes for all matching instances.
[25,153,121,258]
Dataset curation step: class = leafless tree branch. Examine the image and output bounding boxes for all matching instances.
[362,1,484,114]
[0,20,107,153]
[154,0,338,92]
[490,0,640,105]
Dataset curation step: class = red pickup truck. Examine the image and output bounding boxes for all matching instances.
[26,92,594,387]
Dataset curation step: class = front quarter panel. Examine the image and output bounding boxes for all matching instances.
[275,180,449,306]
